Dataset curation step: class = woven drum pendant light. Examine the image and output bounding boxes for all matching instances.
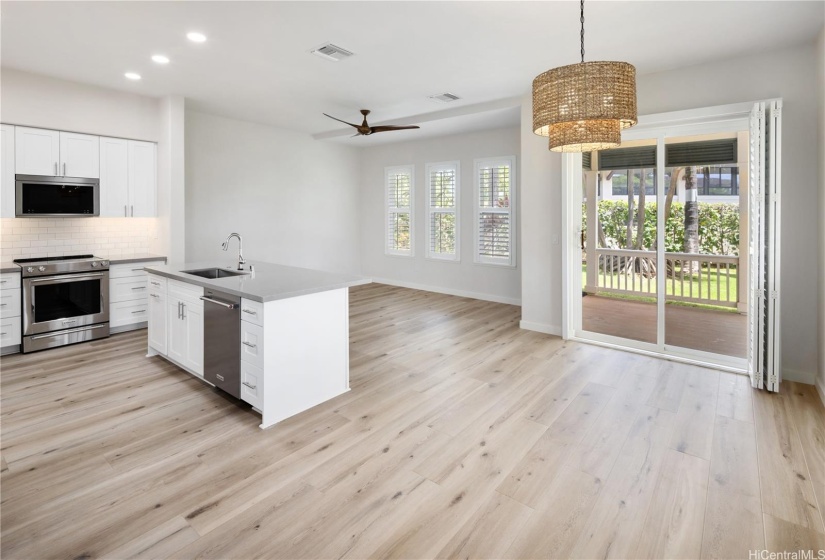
[532,0,637,152]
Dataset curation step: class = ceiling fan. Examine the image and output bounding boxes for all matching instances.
[323,109,420,136]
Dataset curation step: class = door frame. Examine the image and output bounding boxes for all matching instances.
[561,100,777,373]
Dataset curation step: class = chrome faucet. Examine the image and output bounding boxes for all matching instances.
[221,233,246,270]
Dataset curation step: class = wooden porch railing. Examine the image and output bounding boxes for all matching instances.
[586,248,740,308]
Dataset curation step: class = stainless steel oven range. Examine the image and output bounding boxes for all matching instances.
[14,255,110,353]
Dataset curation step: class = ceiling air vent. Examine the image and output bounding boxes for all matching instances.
[310,43,354,62]
[428,93,461,103]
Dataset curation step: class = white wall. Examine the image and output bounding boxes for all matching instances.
[817,25,825,400]
[184,111,360,274]
[359,127,521,305]
[0,68,161,141]
[521,41,822,381]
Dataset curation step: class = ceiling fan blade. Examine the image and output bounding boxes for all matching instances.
[323,113,360,128]
[369,125,421,133]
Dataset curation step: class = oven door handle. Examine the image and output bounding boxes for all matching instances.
[28,272,107,284]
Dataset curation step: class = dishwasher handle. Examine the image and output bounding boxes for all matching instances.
[200,296,238,309]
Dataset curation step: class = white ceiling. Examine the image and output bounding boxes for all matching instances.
[2,1,823,145]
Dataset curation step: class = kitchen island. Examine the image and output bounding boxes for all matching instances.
[143,261,369,428]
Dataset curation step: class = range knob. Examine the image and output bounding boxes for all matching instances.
[91,262,98,268]
[38,266,46,272]
[100,260,109,266]
[26,267,34,273]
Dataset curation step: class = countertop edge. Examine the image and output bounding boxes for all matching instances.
[107,255,168,265]
[143,265,371,303]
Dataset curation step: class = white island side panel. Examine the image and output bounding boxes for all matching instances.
[260,287,350,428]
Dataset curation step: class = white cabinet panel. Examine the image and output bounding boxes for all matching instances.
[99,137,129,217]
[110,300,148,328]
[0,273,21,290]
[59,132,99,178]
[1,124,15,218]
[0,317,21,348]
[184,302,204,376]
[241,361,263,409]
[241,321,264,369]
[148,290,167,354]
[240,298,264,327]
[0,289,21,320]
[166,294,204,377]
[110,276,149,302]
[15,126,59,176]
[128,140,156,217]
[167,299,187,365]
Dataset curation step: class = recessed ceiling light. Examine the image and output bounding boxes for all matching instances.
[187,32,207,43]
[124,72,141,80]
[151,55,170,64]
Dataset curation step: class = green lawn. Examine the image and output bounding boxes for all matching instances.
[581,263,740,312]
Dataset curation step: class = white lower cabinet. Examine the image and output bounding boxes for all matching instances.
[147,289,167,354]
[109,261,165,331]
[0,272,21,351]
[241,361,263,410]
[149,274,204,378]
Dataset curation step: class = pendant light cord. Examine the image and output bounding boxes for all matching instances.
[580,0,585,63]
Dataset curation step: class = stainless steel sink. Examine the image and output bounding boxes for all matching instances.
[182,267,249,279]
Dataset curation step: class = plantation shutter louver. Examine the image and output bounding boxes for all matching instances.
[666,139,738,167]
[426,162,459,260]
[475,156,516,266]
[582,151,592,171]
[385,166,414,256]
[597,145,656,170]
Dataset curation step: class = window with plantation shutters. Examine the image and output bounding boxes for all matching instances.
[475,156,516,266]
[425,161,459,260]
[385,165,414,256]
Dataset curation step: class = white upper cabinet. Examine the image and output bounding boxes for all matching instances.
[59,132,99,178]
[15,126,60,176]
[1,125,14,218]
[99,137,129,217]
[99,138,156,217]
[128,140,156,217]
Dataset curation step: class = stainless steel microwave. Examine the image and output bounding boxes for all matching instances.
[15,174,99,217]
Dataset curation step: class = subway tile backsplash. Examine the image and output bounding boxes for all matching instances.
[0,217,158,261]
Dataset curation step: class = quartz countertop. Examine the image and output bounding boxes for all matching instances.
[105,254,167,265]
[143,261,370,303]
[0,261,19,274]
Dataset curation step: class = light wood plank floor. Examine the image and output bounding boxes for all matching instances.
[1,283,823,559]
[583,294,748,358]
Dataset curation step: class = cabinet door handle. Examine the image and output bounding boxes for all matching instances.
[63,162,67,176]
[150,281,161,287]
[54,162,58,175]
[0,304,6,307]
[131,309,146,314]
[150,293,160,299]
[177,301,182,319]
[242,309,257,316]
[131,286,146,290]
[242,381,257,390]
[242,341,257,349]
[131,205,134,217]
[124,205,127,217]
[181,302,186,319]
[0,280,7,284]
[132,268,145,272]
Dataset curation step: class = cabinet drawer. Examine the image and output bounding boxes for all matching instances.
[110,261,164,279]
[110,276,150,303]
[241,361,263,409]
[0,317,21,347]
[110,300,149,328]
[168,279,203,304]
[241,321,264,368]
[240,298,264,327]
[0,289,21,319]
[147,274,167,293]
[0,273,21,290]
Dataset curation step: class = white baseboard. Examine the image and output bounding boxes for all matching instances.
[371,277,521,306]
[816,376,825,408]
[782,368,816,385]
[519,320,562,336]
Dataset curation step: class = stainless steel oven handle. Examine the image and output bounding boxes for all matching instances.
[29,272,107,283]
[30,324,107,340]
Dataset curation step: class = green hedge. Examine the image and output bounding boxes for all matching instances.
[582,201,740,255]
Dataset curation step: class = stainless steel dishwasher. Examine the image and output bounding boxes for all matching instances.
[200,288,241,398]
